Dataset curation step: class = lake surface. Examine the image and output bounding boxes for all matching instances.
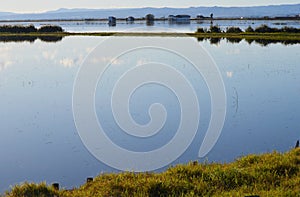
[1,19,300,32]
[0,35,299,192]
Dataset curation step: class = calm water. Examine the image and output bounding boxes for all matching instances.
[0,36,299,192]
[1,19,300,32]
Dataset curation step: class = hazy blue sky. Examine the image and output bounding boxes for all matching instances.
[1,0,300,13]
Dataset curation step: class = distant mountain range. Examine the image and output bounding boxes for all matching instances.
[0,4,300,20]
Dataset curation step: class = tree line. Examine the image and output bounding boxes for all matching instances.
[197,25,300,33]
[0,25,64,33]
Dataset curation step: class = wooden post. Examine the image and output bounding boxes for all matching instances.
[52,183,59,190]
[87,177,93,183]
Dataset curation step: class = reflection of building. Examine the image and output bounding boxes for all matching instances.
[145,14,155,26]
[168,15,191,24]
[196,15,205,24]
[108,16,116,26]
[126,16,135,23]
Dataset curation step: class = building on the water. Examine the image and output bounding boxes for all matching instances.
[126,16,135,23]
[108,16,116,26]
[168,15,191,24]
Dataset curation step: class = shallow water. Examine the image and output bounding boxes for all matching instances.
[1,19,300,32]
[0,36,299,192]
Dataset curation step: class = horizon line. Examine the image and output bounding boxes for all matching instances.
[1,3,299,15]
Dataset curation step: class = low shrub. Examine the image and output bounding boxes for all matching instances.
[0,25,64,33]
[196,27,205,33]
[245,26,254,33]
[226,27,243,33]
[38,25,64,33]
[281,26,300,33]
[209,25,222,33]
[5,182,59,197]
[254,25,279,33]
[0,25,37,33]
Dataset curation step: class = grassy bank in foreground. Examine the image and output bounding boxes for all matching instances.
[4,148,300,197]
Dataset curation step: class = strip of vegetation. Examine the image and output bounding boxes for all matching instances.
[191,25,300,46]
[37,31,300,46]
[192,34,300,46]
[0,25,65,43]
[194,25,300,41]
[1,24,300,46]
[4,148,300,197]
[196,24,300,34]
[0,25,64,33]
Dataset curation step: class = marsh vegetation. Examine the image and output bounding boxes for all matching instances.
[1,24,300,46]
[0,25,64,33]
[4,148,300,197]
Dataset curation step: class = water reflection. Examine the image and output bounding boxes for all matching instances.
[1,34,300,47]
[39,36,64,43]
[196,37,300,46]
[2,20,300,33]
[226,37,243,44]
[209,37,222,45]
[0,36,64,43]
[0,36,299,193]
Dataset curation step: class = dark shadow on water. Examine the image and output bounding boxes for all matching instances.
[197,37,205,42]
[196,37,222,45]
[0,36,64,43]
[209,37,222,45]
[226,37,242,44]
[245,38,254,45]
[0,36,37,43]
[39,36,63,42]
[253,39,300,46]
[196,36,300,47]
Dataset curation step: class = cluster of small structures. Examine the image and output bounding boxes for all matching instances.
[107,13,214,26]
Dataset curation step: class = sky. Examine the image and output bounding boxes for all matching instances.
[1,0,300,13]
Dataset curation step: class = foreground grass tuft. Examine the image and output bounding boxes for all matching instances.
[5,182,59,197]
[5,148,300,197]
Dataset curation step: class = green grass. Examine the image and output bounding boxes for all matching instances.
[4,148,300,197]
[191,32,300,42]
[2,32,300,46]
[4,182,59,197]
[1,24,300,42]
[2,27,300,47]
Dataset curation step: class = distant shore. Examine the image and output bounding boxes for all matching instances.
[0,16,300,23]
